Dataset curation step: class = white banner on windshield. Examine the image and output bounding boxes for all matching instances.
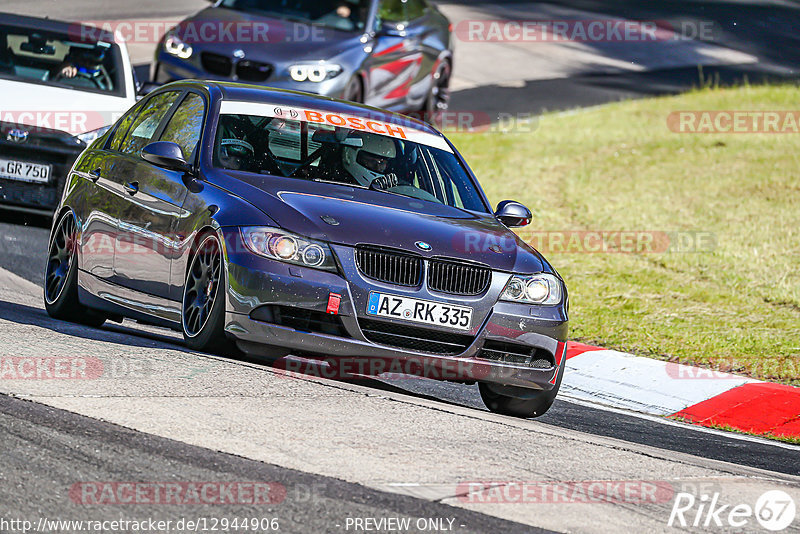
[219,100,453,153]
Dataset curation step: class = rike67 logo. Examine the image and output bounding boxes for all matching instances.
[668,490,796,531]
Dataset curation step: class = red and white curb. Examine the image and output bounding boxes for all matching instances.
[563,342,800,440]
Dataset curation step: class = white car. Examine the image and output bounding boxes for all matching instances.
[0,13,138,214]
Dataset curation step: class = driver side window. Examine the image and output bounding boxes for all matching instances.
[108,101,143,152]
[118,90,180,156]
[159,93,205,162]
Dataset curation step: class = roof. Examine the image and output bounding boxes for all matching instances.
[191,80,443,138]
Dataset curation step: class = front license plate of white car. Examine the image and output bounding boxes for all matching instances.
[367,292,473,331]
[0,159,51,184]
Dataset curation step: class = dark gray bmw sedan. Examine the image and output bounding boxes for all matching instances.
[45,80,568,417]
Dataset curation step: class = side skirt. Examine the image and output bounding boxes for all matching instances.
[77,269,182,330]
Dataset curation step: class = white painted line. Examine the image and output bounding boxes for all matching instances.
[562,349,755,415]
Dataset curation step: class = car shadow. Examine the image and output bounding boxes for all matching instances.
[0,208,52,229]
[0,298,474,410]
[0,299,188,353]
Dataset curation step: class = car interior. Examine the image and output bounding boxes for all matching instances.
[213,113,482,210]
[0,26,121,94]
[220,0,372,32]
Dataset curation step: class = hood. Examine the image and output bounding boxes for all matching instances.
[214,171,546,274]
[0,78,133,135]
[179,7,363,64]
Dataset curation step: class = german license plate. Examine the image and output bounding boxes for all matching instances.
[0,158,51,183]
[366,292,473,331]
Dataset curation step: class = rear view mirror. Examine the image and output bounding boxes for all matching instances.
[311,129,364,147]
[141,142,191,173]
[20,40,55,56]
[495,200,532,228]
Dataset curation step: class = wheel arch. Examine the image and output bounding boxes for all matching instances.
[50,206,81,267]
[184,225,225,282]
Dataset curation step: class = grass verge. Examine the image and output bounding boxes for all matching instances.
[449,85,800,386]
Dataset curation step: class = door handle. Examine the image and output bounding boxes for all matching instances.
[89,168,102,182]
[124,181,139,196]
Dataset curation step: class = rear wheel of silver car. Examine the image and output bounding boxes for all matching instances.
[479,358,564,418]
[182,233,229,354]
[44,211,106,327]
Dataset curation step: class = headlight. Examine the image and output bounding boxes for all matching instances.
[500,273,562,305]
[289,64,343,83]
[241,227,337,272]
[164,32,193,59]
[74,125,112,146]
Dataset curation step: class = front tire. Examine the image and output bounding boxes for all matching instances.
[479,357,565,418]
[342,75,363,104]
[422,61,451,123]
[44,211,106,328]
[182,233,230,354]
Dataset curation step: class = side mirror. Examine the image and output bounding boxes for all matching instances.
[137,81,162,98]
[495,200,532,228]
[141,142,191,173]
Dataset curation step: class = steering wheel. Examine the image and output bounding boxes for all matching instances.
[54,69,106,90]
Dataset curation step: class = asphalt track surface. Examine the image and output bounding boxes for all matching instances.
[0,216,797,534]
[0,394,546,533]
[1,1,799,532]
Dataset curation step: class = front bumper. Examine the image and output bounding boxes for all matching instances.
[0,131,84,214]
[221,228,568,391]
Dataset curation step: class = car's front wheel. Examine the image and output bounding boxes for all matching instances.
[182,232,230,354]
[478,358,564,418]
[422,61,451,122]
[44,211,106,327]
[342,75,363,104]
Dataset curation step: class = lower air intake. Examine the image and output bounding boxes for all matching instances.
[478,340,555,369]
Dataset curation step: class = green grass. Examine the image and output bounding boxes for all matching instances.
[448,85,800,386]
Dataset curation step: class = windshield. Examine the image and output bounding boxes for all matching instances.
[213,110,489,212]
[0,25,124,97]
[220,0,371,32]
